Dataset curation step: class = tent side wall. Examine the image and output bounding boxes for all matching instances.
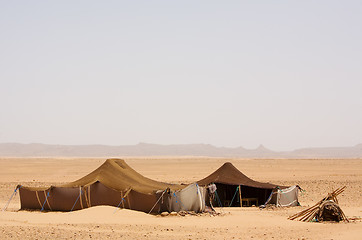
[263,185,300,207]
[160,183,206,213]
[277,185,299,207]
[19,181,160,213]
[19,187,49,210]
[128,189,159,213]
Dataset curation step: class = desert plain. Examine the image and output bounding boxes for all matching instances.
[0,157,361,239]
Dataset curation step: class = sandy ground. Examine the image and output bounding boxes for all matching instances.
[0,157,361,239]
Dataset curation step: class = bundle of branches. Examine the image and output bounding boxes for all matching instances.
[288,186,349,222]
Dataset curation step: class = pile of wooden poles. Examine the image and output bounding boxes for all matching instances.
[288,186,349,222]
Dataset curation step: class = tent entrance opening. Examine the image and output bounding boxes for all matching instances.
[213,183,272,207]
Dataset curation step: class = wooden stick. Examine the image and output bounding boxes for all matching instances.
[339,208,349,222]
[298,206,319,221]
[293,205,318,218]
[288,203,319,219]
[305,208,319,222]
[332,196,339,205]
[334,187,346,196]
[239,185,242,207]
[301,206,319,222]
[289,207,316,220]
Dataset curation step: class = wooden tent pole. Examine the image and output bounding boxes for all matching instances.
[124,188,132,209]
[239,185,242,207]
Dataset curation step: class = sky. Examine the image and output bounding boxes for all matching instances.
[0,1,361,151]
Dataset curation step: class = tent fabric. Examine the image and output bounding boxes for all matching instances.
[197,162,279,189]
[60,159,183,193]
[197,162,289,207]
[161,183,206,213]
[18,159,185,213]
[263,185,300,207]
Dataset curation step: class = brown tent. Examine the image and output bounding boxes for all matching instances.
[197,162,285,207]
[18,159,184,213]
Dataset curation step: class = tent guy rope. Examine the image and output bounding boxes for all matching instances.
[2,185,21,212]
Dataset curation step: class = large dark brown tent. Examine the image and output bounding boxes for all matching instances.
[197,162,285,207]
[18,159,185,213]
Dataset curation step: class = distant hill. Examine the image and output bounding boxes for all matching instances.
[0,142,361,158]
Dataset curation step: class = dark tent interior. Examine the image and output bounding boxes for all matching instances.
[210,183,273,207]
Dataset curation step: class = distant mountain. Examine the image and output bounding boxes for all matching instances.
[0,142,361,158]
[286,144,362,158]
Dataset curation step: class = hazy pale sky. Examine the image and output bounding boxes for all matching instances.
[1,1,361,151]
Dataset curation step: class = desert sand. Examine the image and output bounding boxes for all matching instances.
[0,157,361,239]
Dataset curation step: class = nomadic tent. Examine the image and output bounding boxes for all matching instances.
[18,159,205,213]
[263,185,300,207]
[197,162,286,207]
